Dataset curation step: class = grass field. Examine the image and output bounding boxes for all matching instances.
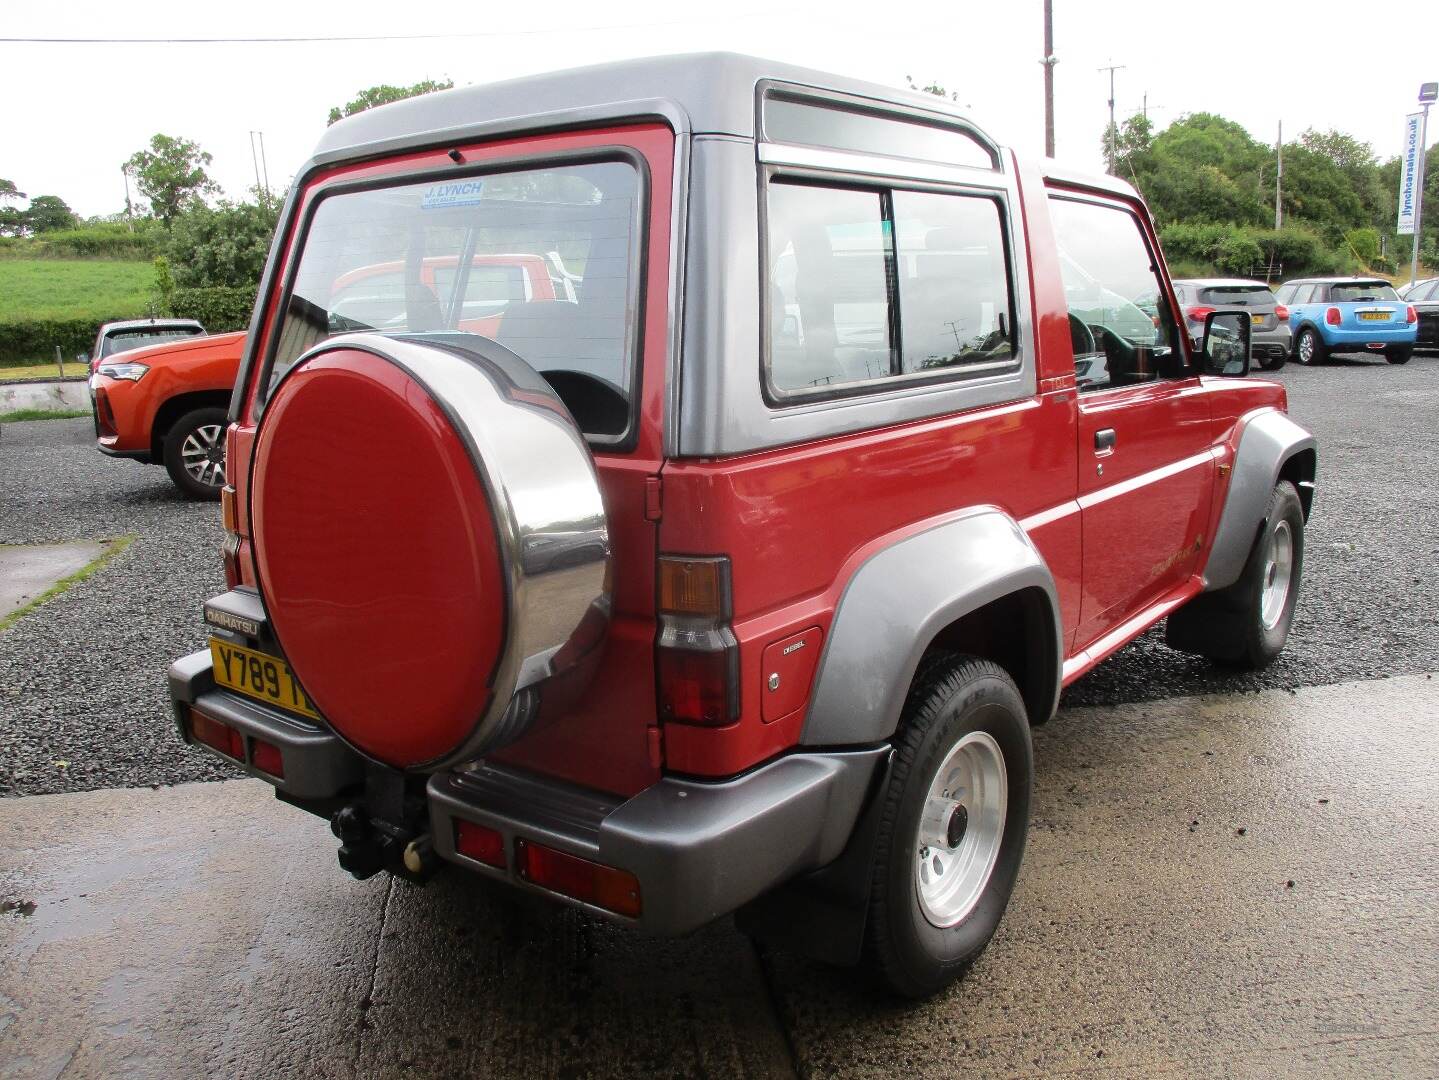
[0,259,152,321]
[0,362,88,380]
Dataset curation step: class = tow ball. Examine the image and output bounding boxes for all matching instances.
[330,804,442,883]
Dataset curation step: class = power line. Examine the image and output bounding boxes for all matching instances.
[0,16,759,45]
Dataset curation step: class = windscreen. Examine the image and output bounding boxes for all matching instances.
[1330,282,1399,303]
[102,327,203,357]
[1197,286,1274,307]
[268,158,641,438]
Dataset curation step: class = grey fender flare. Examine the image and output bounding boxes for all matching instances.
[1203,409,1317,591]
[800,508,1063,746]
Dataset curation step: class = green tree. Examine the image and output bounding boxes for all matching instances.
[126,135,219,227]
[23,194,77,233]
[327,78,454,125]
[904,76,958,101]
[164,197,280,289]
[0,179,23,202]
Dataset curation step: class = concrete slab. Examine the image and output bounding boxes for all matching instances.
[1,674,1437,1078]
[0,380,89,414]
[0,542,109,619]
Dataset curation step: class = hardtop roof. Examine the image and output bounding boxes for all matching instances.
[98,318,205,334]
[1174,278,1274,289]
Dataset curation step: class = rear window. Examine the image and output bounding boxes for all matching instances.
[101,327,203,357]
[1329,282,1399,303]
[1197,286,1274,306]
[763,94,997,170]
[267,158,642,441]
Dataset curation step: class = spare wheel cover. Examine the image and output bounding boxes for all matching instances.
[250,334,610,769]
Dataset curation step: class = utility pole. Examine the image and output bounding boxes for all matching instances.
[1410,83,1436,286]
[1275,120,1283,231]
[249,131,273,204]
[258,131,271,202]
[121,165,134,233]
[1040,0,1057,158]
[248,131,264,198]
[1098,63,1125,174]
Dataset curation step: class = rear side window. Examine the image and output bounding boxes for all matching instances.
[1197,286,1274,306]
[764,180,1016,398]
[101,327,203,357]
[1273,284,1297,305]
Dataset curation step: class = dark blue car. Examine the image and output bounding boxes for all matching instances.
[1274,277,1417,365]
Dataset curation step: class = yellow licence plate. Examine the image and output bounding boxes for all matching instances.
[1358,312,1389,321]
[210,638,320,720]
[1251,313,1263,325]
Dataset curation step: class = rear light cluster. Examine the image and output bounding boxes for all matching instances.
[1186,305,1215,323]
[452,819,642,918]
[1407,304,1418,324]
[655,556,739,726]
[1274,305,1289,322]
[218,429,254,590]
[1325,307,1342,326]
[184,705,284,778]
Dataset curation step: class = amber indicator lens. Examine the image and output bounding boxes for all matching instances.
[454,819,506,869]
[516,840,642,918]
[658,557,727,617]
[187,707,244,761]
[220,485,238,534]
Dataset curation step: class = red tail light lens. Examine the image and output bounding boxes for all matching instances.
[516,840,641,917]
[1406,304,1418,324]
[1274,305,1289,322]
[1186,306,1215,323]
[1325,307,1342,326]
[250,737,284,778]
[187,707,243,760]
[657,646,738,726]
[454,819,506,868]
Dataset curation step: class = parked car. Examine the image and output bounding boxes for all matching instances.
[1173,278,1291,370]
[92,331,245,499]
[167,53,1317,999]
[1397,277,1436,300]
[1273,277,1417,365]
[1400,277,1439,350]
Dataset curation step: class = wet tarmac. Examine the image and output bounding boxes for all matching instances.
[2,674,1436,1079]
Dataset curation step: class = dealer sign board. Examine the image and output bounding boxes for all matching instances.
[1397,113,1423,235]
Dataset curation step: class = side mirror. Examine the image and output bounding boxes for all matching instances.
[77,352,90,364]
[1200,310,1251,377]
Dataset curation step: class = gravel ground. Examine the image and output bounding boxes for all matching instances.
[2,351,1436,797]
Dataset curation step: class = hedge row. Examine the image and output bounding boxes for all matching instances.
[0,316,112,365]
[0,222,162,260]
[168,286,257,332]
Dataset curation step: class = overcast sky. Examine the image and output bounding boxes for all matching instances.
[4,0,1437,218]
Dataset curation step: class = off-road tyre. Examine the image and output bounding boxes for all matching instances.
[162,406,228,500]
[1386,346,1413,365]
[1167,480,1304,670]
[1257,352,1286,372]
[863,654,1032,999]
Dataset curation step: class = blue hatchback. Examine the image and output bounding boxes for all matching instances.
[1274,277,1417,365]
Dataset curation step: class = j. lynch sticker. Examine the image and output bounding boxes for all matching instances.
[421,180,486,210]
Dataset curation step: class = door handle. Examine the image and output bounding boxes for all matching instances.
[1094,428,1117,452]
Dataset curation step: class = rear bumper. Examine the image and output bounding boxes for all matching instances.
[1318,326,1417,348]
[168,648,887,935]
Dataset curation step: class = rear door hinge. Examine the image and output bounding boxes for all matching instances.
[644,475,662,522]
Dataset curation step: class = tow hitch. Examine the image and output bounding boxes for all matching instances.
[330,767,443,883]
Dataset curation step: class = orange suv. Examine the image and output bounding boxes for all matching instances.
[92,331,246,499]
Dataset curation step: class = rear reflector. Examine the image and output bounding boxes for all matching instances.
[187,707,243,760]
[516,840,641,918]
[250,737,284,778]
[454,819,506,869]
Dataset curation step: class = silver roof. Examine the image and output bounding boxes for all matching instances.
[97,318,204,334]
[1173,278,1272,289]
[314,51,988,158]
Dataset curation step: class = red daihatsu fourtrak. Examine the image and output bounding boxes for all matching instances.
[169,54,1317,998]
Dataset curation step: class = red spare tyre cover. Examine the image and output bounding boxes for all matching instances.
[250,335,609,769]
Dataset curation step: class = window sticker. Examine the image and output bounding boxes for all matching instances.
[420,179,486,210]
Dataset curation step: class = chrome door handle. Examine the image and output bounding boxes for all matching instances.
[1095,428,1117,452]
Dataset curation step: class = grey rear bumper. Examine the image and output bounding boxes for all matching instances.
[169,648,887,935]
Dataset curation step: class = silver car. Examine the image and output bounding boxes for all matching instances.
[1173,279,1292,371]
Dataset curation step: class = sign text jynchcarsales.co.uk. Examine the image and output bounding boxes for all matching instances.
[1397,113,1422,236]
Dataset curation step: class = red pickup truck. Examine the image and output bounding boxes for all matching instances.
[169,54,1316,998]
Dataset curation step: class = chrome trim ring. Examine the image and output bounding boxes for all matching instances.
[915,729,1007,928]
[180,424,226,488]
[1260,519,1294,631]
